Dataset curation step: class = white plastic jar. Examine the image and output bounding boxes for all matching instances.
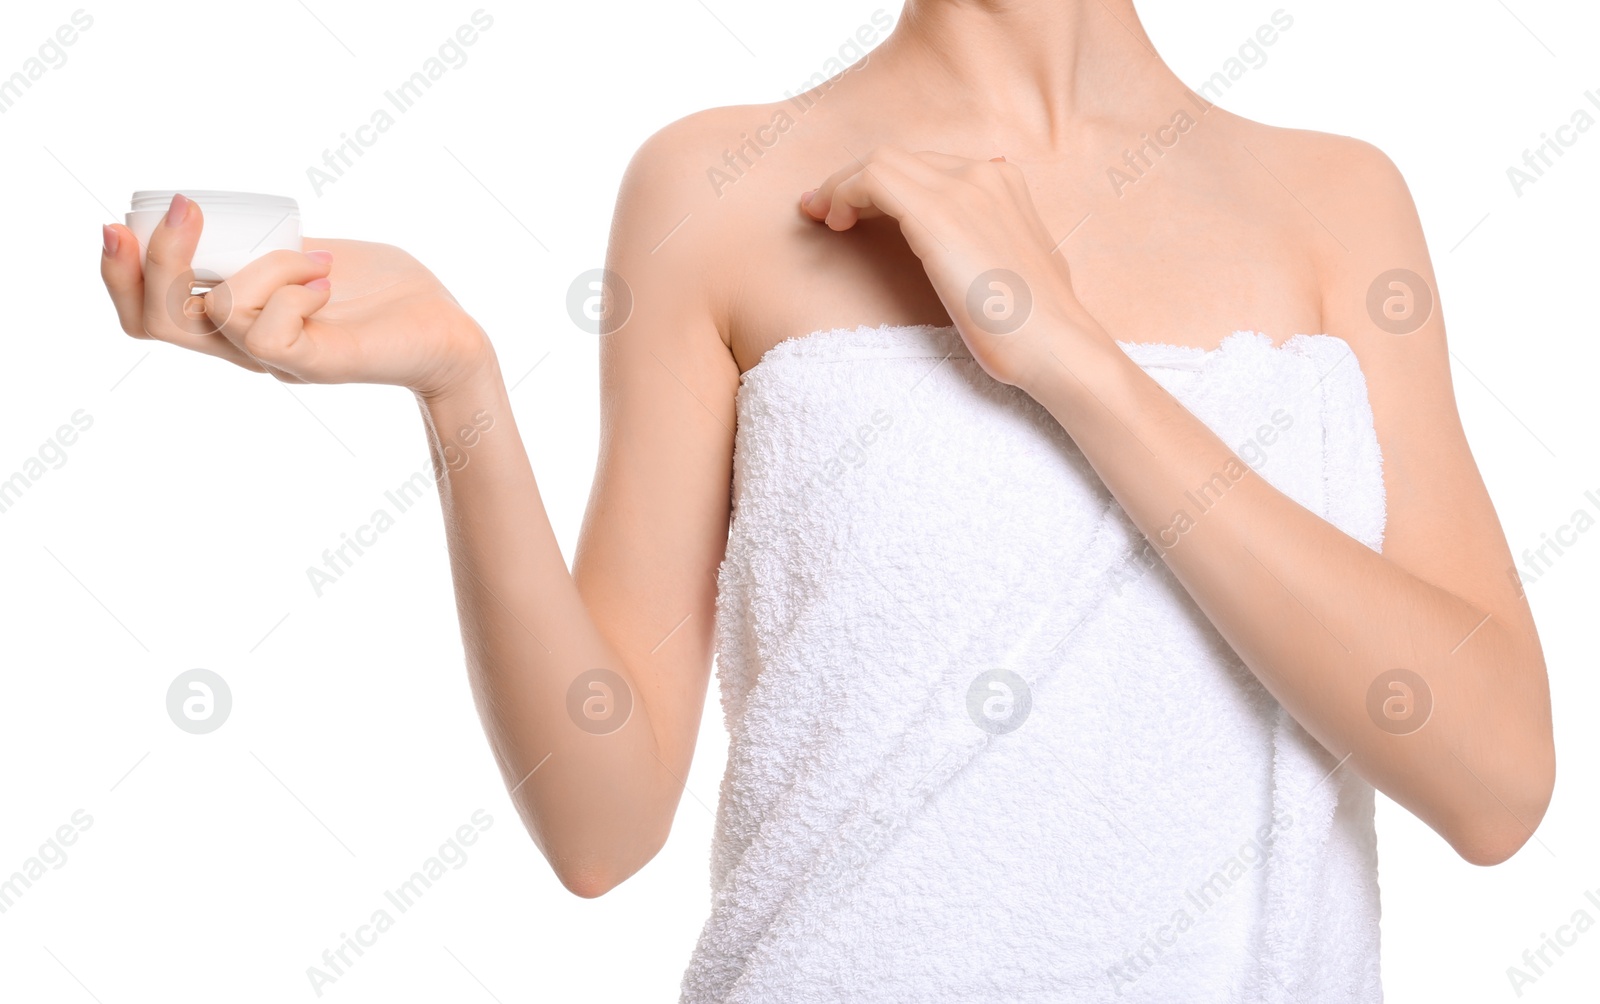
[125,190,301,286]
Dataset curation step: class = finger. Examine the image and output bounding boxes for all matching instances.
[908,150,995,170]
[825,159,940,240]
[164,288,272,371]
[803,145,950,226]
[102,217,265,371]
[139,193,210,341]
[819,169,896,230]
[205,249,333,346]
[905,149,1021,200]
[822,166,893,229]
[136,198,269,371]
[100,222,149,339]
[240,279,337,379]
[799,159,864,222]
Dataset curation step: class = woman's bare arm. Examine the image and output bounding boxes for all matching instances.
[98,122,740,898]
[1019,138,1555,865]
[799,136,1554,866]
[418,128,740,897]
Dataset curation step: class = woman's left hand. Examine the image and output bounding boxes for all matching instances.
[800,145,1104,389]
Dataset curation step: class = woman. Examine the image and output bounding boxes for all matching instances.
[98,1,1553,999]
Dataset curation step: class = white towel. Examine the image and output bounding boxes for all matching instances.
[682,323,1386,1003]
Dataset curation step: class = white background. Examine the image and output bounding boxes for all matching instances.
[0,0,1595,1000]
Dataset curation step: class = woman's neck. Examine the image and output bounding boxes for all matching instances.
[867,0,1189,151]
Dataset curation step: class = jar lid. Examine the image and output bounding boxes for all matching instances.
[129,190,299,215]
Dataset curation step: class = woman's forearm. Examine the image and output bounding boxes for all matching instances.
[1020,325,1552,865]
[413,333,676,896]
[95,186,729,899]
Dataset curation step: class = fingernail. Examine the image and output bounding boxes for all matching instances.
[306,250,333,265]
[990,155,1007,162]
[801,190,814,206]
[305,277,330,290]
[165,193,189,227]
[101,224,119,256]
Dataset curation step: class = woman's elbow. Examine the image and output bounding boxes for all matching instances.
[558,865,624,899]
[545,823,671,899]
[1448,747,1555,867]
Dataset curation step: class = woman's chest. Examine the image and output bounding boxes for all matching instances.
[724,162,1325,371]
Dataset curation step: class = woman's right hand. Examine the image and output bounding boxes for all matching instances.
[100,193,493,398]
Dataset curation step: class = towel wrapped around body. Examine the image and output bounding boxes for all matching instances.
[681,323,1387,1003]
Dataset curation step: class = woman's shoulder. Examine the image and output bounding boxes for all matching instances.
[1216,115,1433,363]
[1222,113,1409,197]
[604,103,790,280]
[603,100,840,362]
[619,100,830,209]
[1210,112,1424,300]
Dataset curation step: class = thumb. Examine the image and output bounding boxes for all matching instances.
[241,278,336,379]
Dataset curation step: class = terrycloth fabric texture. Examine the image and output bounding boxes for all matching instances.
[682,324,1387,1003]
